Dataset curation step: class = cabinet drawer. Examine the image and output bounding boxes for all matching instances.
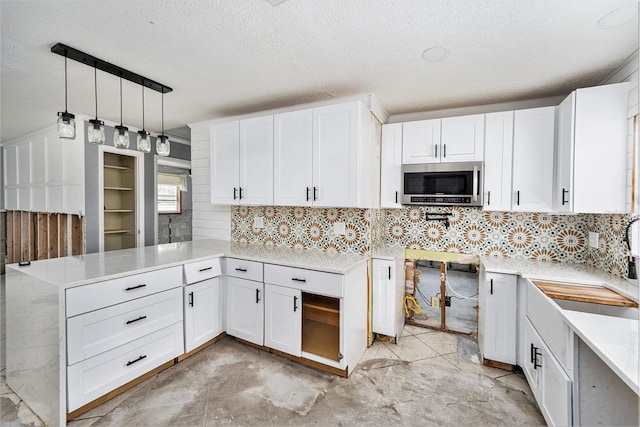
[67,322,184,412]
[264,264,343,297]
[66,267,183,317]
[226,258,263,282]
[67,288,183,365]
[526,280,573,375]
[184,258,222,284]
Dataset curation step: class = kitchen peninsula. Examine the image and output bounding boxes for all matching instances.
[5,239,369,427]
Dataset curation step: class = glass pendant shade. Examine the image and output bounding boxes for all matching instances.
[137,130,151,153]
[156,135,170,156]
[57,111,76,139]
[88,118,105,144]
[114,125,130,149]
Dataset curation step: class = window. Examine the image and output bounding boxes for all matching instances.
[158,184,181,214]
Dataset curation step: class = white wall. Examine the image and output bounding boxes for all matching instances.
[189,123,231,241]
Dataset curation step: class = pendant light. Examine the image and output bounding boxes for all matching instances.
[57,53,76,139]
[114,75,130,149]
[87,63,105,144]
[136,85,151,153]
[156,91,170,156]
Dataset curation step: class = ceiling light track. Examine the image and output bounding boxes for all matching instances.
[51,43,172,93]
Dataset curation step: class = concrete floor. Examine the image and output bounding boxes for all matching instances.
[1,271,544,426]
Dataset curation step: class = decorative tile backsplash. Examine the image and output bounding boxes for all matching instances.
[231,205,630,278]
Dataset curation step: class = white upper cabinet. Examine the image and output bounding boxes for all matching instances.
[483,111,514,211]
[273,109,313,206]
[380,123,403,208]
[555,82,629,213]
[210,121,240,205]
[210,116,274,205]
[440,114,485,162]
[402,114,484,164]
[402,119,441,164]
[512,106,556,212]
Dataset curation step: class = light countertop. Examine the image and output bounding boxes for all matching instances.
[480,256,639,303]
[5,239,368,289]
[562,310,638,394]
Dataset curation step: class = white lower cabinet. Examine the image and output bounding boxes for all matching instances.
[478,271,517,364]
[226,276,264,346]
[264,284,301,356]
[67,322,184,412]
[523,318,572,427]
[371,257,404,341]
[184,278,222,352]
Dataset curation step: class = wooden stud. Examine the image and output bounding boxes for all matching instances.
[71,215,84,256]
[36,213,48,260]
[20,211,30,261]
[6,211,14,264]
[49,214,59,259]
[59,214,68,257]
[11,212,20,264]
[440,262,446,330]
[482,358,514,372]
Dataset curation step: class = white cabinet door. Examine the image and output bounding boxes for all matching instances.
[523,318,543,400]
[273,109,313,207]
[540,343,572,427]
[264,284,301,357]
[63,137,85,215]
[440,114,485,162]
[481,273,517,364]
[312,102,360,207]
[4,145,18,210]
[483,111,514,211]
[555,94,575,213]
[239,115,274,205]
[512,106,555,212]
[17,142,30,211]
[210,121,240,205]
[402,119,441,164]
[380,124,403,208]
[372,259,395,337]
[184,278,222,353]
[226,276,264,346]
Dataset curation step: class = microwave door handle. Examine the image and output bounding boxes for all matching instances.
[472,165,479,202]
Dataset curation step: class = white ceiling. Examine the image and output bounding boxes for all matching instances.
[1,0,638,142]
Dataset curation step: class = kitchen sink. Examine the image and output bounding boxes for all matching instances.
[552,297,638,320]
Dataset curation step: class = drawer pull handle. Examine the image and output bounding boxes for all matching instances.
[125,284,146,291]
[388,266,392,280]
[189,291,194,307]
[256,288,261,304]
[199,266,213,272]
[293,296,298,312]
[306,187,310,202]
[530,343,535,364]
[291,278,306,283]
[126,315,147,325]
[235,268,248,272]
[126,355,147,366]
[490,279,493,295]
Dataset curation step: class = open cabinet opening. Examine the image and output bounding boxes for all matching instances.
[302,293,340,361]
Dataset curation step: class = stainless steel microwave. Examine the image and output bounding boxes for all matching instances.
[401,161,483,206]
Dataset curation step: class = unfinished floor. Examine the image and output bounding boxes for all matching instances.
[2,323,544,426]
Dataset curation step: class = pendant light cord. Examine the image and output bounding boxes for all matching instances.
[64,55,68,112]
[141,85,145,129]
[119,75,123,125]
[161,91,164,136]
[94,63,98,118]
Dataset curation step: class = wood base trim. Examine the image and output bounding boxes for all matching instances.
[66,359,175,421]
[232,337,348,378]
[482,358,514,372]
[177,333,226,362]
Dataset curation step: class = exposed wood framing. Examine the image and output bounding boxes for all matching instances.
[5,211,85,264]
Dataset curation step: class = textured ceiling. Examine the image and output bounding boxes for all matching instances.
[1,0,638,142]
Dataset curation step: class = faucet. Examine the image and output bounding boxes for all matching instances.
[623,215,640,279]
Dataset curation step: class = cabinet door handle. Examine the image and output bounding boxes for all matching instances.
[256,288,261,303]
[530,343,535,364]
[291,277,306,283]
[443,143,446,158]
[235,268,247,272]
[125,284,146,291]
[516,190,520,206]
[306,187,310,202]
[239,187,243,200]
[233,187,237,200]
[490,279,493,295]
[126,315,147,325]
[388,266,392,280]
[487,190,491,206]
[313,187,318,201]
[395,191,398,204]
[562,188,569,205]
[434,144,438,158]
[534,348,542,369]
[126,354,147,366]
[189,291,194,307]
[199,266,213,272]
[293,295,298,312]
